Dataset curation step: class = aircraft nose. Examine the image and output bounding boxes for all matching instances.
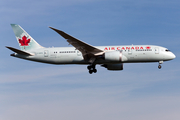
[164,52,176,61]
[172,53,176,59]
[169,52,176,60]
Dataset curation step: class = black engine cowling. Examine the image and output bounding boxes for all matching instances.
[101,64,123,70]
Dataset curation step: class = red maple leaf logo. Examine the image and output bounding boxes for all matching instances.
[146,46,151,49]
[19,36,30,46]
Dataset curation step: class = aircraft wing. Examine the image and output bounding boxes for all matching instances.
[49,27,103,59]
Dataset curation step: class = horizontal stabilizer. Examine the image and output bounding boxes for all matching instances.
[6,46,33,56]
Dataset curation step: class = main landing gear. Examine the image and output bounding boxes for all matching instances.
[158,61,163,69]
[87,65,97,74]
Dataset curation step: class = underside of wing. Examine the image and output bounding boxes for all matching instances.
[49,27,103,59]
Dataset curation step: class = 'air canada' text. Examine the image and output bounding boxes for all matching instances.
[104,46,151,51]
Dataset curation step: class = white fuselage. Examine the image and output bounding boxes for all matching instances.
[13,45,176,65]
[8,24,176,73]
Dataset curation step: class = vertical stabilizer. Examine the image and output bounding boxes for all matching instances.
[11,24,43,51]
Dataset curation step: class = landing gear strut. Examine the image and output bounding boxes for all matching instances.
[158,61,163,69]
[87,65,97,74]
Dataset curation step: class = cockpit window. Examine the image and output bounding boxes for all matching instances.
[165,49,170,52]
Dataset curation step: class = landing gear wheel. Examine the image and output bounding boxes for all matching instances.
[87,66,91,70]
[158,65,162,69]
[93,69,97,73]
[87,65,97,74]
[158,61,163,69]
[89,70,93,74]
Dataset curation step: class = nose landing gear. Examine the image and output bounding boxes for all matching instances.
[158,61,163,69]
[87,65,97,74]
[158,65,162,69]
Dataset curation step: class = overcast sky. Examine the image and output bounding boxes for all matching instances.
[0,0,180,120]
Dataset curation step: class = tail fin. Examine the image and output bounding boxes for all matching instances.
[11,24,43,51]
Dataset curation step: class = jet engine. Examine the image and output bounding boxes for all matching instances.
[103,51,127,62]
[101,64,123,70]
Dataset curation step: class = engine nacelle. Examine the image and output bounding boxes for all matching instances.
[103,51,127,62]
[102,64,123,70]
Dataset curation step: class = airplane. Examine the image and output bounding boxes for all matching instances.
[6,24,176,74]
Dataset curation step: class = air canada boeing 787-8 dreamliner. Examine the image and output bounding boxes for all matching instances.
[6,24,176,74]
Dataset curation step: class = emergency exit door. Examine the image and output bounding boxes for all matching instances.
[44,50,49,57]
[155,48,159,54]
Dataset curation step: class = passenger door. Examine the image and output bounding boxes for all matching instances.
[155,48,159,54]
[44,50,49,57]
